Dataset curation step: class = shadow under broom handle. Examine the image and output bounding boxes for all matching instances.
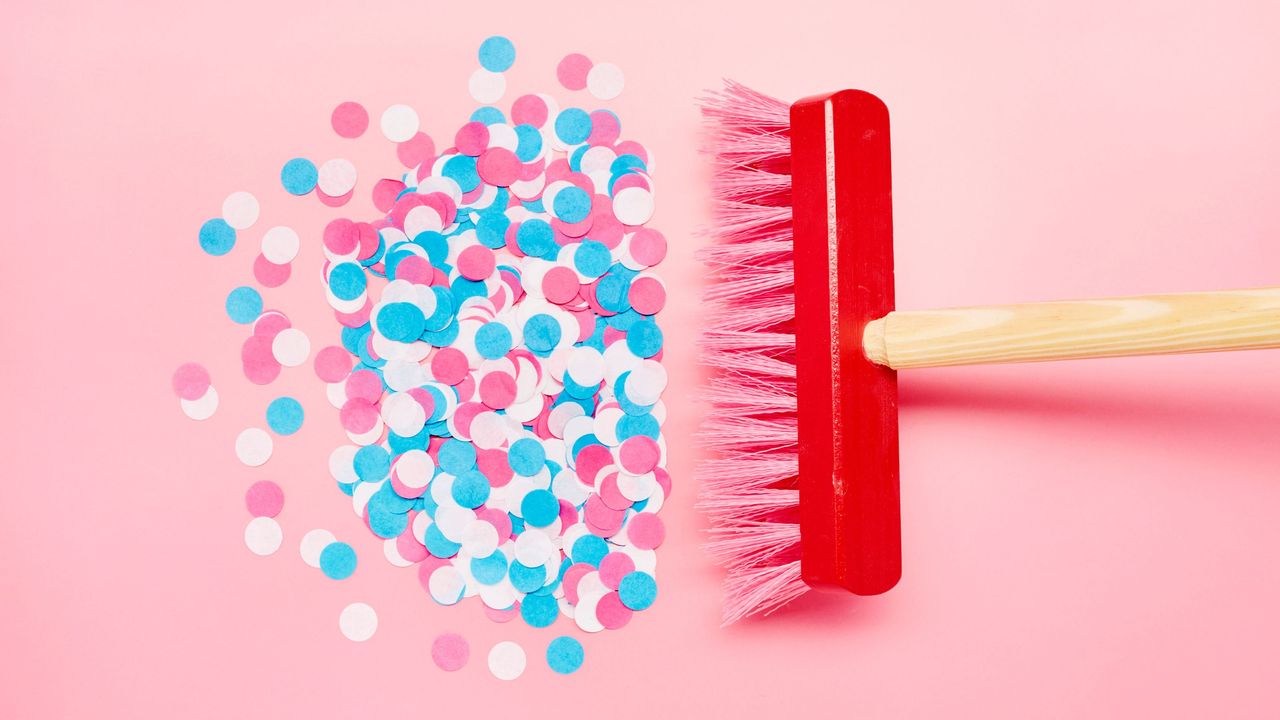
[862,286,1280,369]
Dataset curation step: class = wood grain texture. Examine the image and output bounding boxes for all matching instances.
[862,287,1280,369]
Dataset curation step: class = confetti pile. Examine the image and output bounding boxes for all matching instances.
[173,37,667,678]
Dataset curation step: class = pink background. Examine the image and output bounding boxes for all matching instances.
[4,0,1280,717]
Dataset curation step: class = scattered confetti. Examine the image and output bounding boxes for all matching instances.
[244,516,283,556]
[478,35,516,72]
[557,53,592,91]
[587,63,625,100]
[172,362,211,400]
[431,632,470,671]
[339,602,377,642]
[261,226,300,264]
[180,386,219,420]
[380,105,420,143]
[226,286,264,324]
[299,529,336,568]
[546,636,584,674]
[245,480,285,517]
[319,541,358,580]
[198,218,236,256]
[488,640,526,680]
[280,158,318,196]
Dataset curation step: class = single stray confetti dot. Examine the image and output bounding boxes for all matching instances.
[381,105,420,143]
[245,480,284,517]
[477,36,516,72]
[266,396,305,435]
[225,286,263,324]
[244,516,283,556]
[469,69,506,104]
[198,218,236,256]
[320,541,358,580]
[221,191,260,230]
[235,428,273,467]
[272,328,311,367]
[546,636,584,674]
[431,633,470,671]
[331,101,369,138]
[171,362,211,400]
[261,226,300,264]
[488,641,526,680]
[557,53,592,90]
[339,602,377,642]
[299,529,336,568]
[280,158,318,195]
[180,386,219,420]
[586,62,625,100]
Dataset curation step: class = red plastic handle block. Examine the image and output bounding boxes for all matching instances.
[790,90,901,595]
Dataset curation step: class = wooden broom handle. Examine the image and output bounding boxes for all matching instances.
[862,286,1280,369]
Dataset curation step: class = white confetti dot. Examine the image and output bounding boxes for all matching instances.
[469,69,507,104]
[222,191,260,230]
[261,226,300,264]
[180,385,218,421]
[488,640,526,680]
[235,428,273,467]
[428,566,466,606]
[244,516,282,556]
[317,158,358,197]
[299,529,336,568]
[272,328,311,367]
[587,62,625,100]
[613,186,654,225]
[339,602,378,642]
[381,104,420,143]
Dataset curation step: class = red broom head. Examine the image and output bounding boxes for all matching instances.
[697,81,900,625]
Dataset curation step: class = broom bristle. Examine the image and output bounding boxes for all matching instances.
[696,80,809,625]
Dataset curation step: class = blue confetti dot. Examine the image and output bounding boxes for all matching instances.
[516,219,555,257]
[595,273,631,312]
[574,240,612,278]
[478,35,516,72]
[626,318,663,358]
[471,551,509,585]
[470,106,506,125]
[546,636,584,674]
[618,571,657,610]
[438,439,477,474]
[265,396,304,435]
[475,322,513,359]
[521,593,559,628]
[442,155,480,192]
[521,489,559,527]
[369,506,410,538]
[319,542,358,580]
[225,286,262,324]
[452,469,491,509]
[523,313,562,352]
[555,108,592,145]
[198,218,236,256]
[514,124,543,162]
[353,445,391,482]
[377,302,426,343]
[507,438,546,476]
[553,186,592,223]
[476,212,511,249]
[280,157,318,195]
[571,535,609,566]
[424,523,461,558]
[509,561,547,593]
[329,262,367,301]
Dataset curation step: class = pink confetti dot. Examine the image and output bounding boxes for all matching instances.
[584,494,626,536]
[510,94,548,127]
[598,472,633,511]
[479,372,517,410]
[628,276,666,315]
[619,435,660,474]
[484,604,518,623]
[431,633,470,671]
[253,311,291,339]
[627,511,665,550]
[557,53,592,91]
[253,254,292,288]
[542,266,580,305]
[372,178,406,213]
[562,563,595,605]
[589,109,621,145]
[244,480,284,517]
[397,132,435,168]
[345,369,384,403]
[340,398,379,433]
[317,187,353,207]
[476,147,520,187]
[596,591,633,629]
[313,345,351,383]
[323,219,360,256]
[241,336,282,385]
[457,245,496,281]
[331,101,369,139]
[171,362,210,400]
[455,122,489,157]
[476,448,514,488]
[599,552,635,590]
[430,347,470,385]
[394,255,433,284]
[629,228,667,267]
[575,444,613,486]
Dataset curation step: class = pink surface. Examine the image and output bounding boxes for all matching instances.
[4,1,1280,718]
